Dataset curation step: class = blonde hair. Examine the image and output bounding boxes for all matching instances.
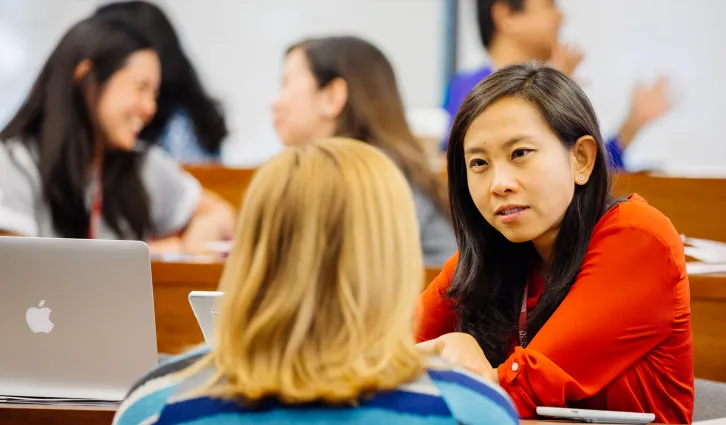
[191,137,425,404]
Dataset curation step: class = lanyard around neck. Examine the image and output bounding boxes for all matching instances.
[518,283,528,348]
[88,171,103,239]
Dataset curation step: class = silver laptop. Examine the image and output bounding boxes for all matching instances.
[188,291,223,343]
[0,237,158,401]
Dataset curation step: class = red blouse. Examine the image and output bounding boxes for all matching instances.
[417,195,694,424]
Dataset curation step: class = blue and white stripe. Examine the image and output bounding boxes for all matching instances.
[114,350,518,425]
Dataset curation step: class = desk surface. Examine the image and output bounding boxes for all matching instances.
[0,403,666,424]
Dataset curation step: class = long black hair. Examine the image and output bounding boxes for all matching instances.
[94,1,228,156]
[0,17,154,239]
[446,62,612,366]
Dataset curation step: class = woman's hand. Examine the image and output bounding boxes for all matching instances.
[417,332,498,382]
[618,77,673,148]
[180,190,236,252]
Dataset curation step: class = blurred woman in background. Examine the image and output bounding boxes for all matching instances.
[94,0,228,163]
[114,138,518,425]
[0,16,234,251]
[272,36,456,265]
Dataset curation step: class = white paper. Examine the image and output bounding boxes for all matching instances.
[683,236,726,264]
[205,241,233,254]
[686,262,726,275]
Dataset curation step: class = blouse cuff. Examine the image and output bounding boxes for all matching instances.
[498,347,538,418]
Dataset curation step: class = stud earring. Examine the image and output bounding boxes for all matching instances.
[578,175,585,182]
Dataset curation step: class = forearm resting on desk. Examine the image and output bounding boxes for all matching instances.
[149,191,236,255]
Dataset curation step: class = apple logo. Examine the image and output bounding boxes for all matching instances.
[26,300,54,334]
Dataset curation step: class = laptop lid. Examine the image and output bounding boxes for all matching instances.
[0,237,158,401]
[188,291,223,343]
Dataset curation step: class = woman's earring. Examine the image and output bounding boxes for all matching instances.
[578,175,585,182]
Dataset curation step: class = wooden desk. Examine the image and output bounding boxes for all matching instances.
[690,273,726,382]
[0,403,116,425]
[151,260,444,355]
[0,403,626,425]
[151,260,725,382]
[184,165,256,211]
[612,173,726,242]
[185,166,726,243]
[151,260,223,354]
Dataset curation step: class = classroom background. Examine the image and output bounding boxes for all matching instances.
[1,1,725,423]
[1,0,725,174]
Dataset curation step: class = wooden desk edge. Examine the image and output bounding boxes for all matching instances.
[0,403,117,412]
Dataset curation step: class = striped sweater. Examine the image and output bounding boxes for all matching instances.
[113,348,519,425]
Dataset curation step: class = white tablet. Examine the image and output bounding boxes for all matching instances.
[188,291,223,343]
[536,407,655,424]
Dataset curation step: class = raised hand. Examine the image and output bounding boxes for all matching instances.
[619,76,674,148]
[630,77,673,128]
[548,43,585,77]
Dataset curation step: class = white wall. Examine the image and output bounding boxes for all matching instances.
[456,0,726,176]
[0,0,446,166]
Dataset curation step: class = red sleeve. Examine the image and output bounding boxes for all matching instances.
[416,252,459,342]
[498,221,686,418]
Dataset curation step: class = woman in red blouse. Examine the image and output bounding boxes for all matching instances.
[417,63,693,424]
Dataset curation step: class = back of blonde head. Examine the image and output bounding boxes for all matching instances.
[198,137,425,404]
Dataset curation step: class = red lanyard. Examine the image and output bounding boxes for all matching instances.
[88,171,103,239]
[518,283,528,347]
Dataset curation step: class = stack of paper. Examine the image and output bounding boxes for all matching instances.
[684,237,726,263]
[149,252,221,263]
[683,236,726,275]
[687,262,726,275]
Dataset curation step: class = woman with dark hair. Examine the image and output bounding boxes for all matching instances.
[94,1,228,163]
[416,63,693,424]
[272,36,456,266]
[0,17,234,251]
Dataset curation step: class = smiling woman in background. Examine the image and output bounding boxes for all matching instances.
[0,17,234,252]
[417,63,693,424]
[272,36,456,266]
[113,138,518,425]
[94,1,229,163]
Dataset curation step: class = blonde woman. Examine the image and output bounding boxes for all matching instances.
[113,138,517,425]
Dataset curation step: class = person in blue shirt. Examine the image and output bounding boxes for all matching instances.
[444,0,673,170]
[113,138,518,425]
[95,1,228,163]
